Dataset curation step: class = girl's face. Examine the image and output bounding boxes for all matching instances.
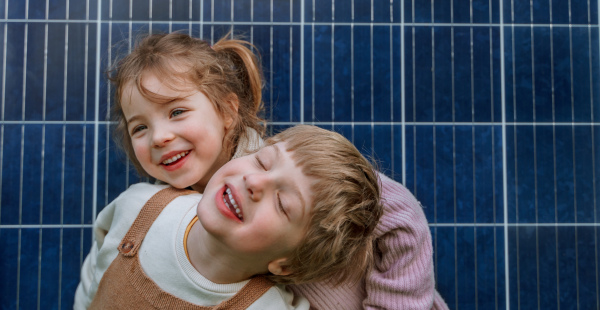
[121,73,234,192]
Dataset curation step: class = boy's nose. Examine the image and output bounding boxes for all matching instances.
[243,173,272,201]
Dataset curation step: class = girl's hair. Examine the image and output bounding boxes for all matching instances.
[263,125,382,286]
[109,31,266,177]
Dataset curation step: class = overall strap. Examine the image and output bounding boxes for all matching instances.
[118,187,196,257]
[91,186,275,309]
[213,277,274,310]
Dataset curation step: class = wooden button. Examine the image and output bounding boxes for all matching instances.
[121,241,134,253]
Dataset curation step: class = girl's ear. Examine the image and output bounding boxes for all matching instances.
[267,258,292,276]
[223,94,239,130]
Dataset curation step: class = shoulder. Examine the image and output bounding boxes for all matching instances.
[96,183,185,232]
[232,127,264,159]
[374,172,430,237]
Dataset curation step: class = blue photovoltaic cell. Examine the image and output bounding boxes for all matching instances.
[0,1,598,309]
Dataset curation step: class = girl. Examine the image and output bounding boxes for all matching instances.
[111,32,265,193]
[109,31,448,309]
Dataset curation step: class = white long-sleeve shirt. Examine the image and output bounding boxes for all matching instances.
[74,182,308,310]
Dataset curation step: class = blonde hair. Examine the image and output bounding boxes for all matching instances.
[264,125,382,285]
[109,31,265,177]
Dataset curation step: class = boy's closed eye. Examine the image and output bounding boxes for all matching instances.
[254,151,289,219]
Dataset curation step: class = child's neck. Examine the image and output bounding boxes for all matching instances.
[185,220,264,284]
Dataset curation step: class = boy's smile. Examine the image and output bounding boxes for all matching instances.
[216,184,243,222]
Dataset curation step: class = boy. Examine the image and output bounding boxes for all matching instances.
[74,125,382,309]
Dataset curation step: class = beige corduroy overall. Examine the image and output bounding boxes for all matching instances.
[89,187,273,310]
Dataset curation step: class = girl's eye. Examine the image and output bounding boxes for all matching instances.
[131,125,147,135]
[170,109,186,118]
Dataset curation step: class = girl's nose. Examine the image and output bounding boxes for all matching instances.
[152,128,175,148]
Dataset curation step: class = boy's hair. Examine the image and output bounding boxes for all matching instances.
[109,31,265,177]
[264,125,382,285]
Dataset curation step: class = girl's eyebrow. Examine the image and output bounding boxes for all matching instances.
[126,114,142,125]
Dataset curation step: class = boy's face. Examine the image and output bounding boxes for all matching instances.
[197,142,314,268]
[121,73,234,192]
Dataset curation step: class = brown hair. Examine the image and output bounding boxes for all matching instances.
[263,125,382,285]
[109,31,265,177]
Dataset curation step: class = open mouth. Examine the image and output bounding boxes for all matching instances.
[223,186,243,221]
[162,151,190,166]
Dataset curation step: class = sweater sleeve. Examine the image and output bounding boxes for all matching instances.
[363,173,444,310]
[289,173,448,310]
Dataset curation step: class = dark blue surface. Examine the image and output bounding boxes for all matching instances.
[1,1,599,309]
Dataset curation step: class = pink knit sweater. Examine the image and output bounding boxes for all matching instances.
[289,173,448,310]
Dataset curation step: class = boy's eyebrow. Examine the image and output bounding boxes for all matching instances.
[271,144,307,216]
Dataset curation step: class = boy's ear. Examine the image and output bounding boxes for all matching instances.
[267,258,292,276]
[223,94,239,130]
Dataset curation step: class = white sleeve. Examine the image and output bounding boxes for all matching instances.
[72,184,144,310]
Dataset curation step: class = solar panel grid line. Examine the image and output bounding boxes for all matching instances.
[485,2,500,308]
[448,2,458,308]
[188,0,192,34]
[549,1,562,307]
[16,1,31,307]
[91,0,103,250]
[37,2,49,308]
[57,2,73,307]
[432,223,600,227]
[567,1,583,307]
[249,0,253,44]
[209,0,213,43]
[288,12,293,123]
[468,3,482,308]
[592,3,600,307]
[3,19,600,28]
[311,13,314,124]
[0,15,5,227]
[268,3,273,136]
[330,4,334,126]
[370,13,374,158]
[2,224,94,229]
[526,1,542,307]
[199,0,203,38]
[300,0,304,124]
[6,120,600,126]
[148,0,152,32]
[103,5,111,212]
[397,0,404,185]
[350,3,354,143]
[428,0,441,297]
[499,0,510,308]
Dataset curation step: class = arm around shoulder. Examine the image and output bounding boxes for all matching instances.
[363,173,448,310]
